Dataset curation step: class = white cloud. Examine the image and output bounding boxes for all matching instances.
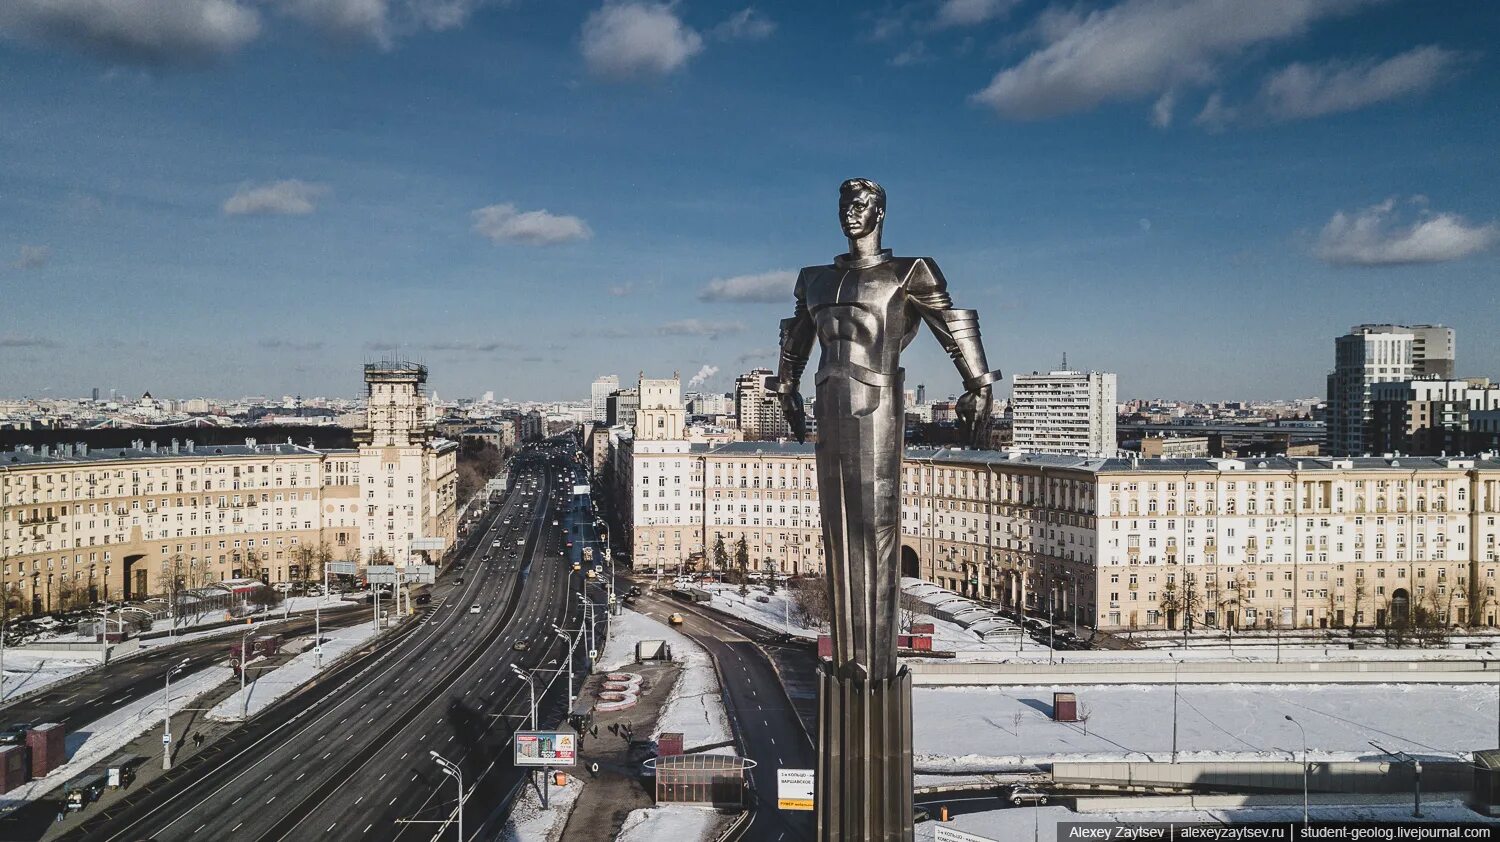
[698,269,795,303]
[1258,45,1462,122]
[1193,90,1236,131]
[935,0,1018,28]
[14,244,51,270]
[222,180,328,216]
[471,203,592,245]
[1316,198,1500,267]
[0,0,262,65]
[657,319,744,339]
[1150,90,1175,128]
[581,2,703,79]
[279,0,393,47]
[972,0,1373,120]
[275,0,492,48]
[687,364,719,388]
[890,40,930,68]
[712,7,774,41]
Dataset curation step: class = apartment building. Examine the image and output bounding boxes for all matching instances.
[1327,327,1415,456]
[703,442,824,577]
[1352,323,1455,379]
[1011,370,1117,456]
[1370,377,1500,456]
[0,362,459,616]
[902,449,1500,631]
[591,374,619,423]
[735,368,790,441]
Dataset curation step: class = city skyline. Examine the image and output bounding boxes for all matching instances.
[2,1,1498,401]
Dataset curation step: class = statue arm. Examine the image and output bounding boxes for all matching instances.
[769,270,815,443]
[772,270,816,393]
[906,259,1001,392]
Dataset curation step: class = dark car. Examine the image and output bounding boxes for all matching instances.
[512,640,530,652]
[415,593,432,605]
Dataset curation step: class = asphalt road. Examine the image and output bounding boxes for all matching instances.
[628,589,818,842]
[60,442,593,842]
[0,602,369,739]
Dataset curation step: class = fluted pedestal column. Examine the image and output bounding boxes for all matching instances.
[814,662,914,842]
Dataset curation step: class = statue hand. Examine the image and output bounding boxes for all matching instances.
[957,385,992,448]
[779,390,807,444]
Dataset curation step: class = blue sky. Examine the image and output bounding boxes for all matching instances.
[1,0,1497,402]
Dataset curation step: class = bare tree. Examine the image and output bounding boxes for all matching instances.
[1076,703,1093,736]
[787,576,830,630]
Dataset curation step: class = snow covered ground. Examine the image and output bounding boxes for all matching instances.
[597,607,733,748]
[923,799,1496,842]
[913,683,1493,772]
[494,773,583,842]
[695,584,822,639]
[207,622,379,721]
[0,651,99,703]
[0,663,233,810]
[616,804,722,841]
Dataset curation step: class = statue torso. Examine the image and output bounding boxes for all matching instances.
[801,254,920,380]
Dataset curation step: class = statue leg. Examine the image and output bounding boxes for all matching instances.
[814,374,912,842]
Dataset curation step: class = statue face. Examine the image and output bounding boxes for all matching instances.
[840,189,883,240]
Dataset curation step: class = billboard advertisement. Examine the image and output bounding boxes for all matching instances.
[513,731,577,767]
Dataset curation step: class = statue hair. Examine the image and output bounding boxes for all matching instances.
[839,178,886,211]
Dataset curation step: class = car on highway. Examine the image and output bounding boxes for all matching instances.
[491,540,501,547]
[668,612,684,626]
[469,603,481,614]
[512,640,530,652]
[1008,785,1048,806]
[415,593,432,605]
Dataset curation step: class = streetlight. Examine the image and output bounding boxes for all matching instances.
[430,751,464,841]
[315,559,329,670]
[511,664,538,730]
[162,657,191,771]
[1169,652,1180,763]
[1369,741,1423,818]
[553,626,577,708]
[1285,714,1308,826]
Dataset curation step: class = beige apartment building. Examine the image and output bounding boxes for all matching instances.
[903,449,1500,631]
[0,362,458,616]
[622,437,1500,630]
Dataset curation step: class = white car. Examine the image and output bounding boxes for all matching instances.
[469,604,482,614]
[1008,785,1048,806]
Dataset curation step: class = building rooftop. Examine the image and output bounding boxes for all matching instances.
[907,447,1500,474]
[1,439,322,468]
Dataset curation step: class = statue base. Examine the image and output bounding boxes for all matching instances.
[814,662,914,842]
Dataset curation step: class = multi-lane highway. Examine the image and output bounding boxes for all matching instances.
[58,442,593,842]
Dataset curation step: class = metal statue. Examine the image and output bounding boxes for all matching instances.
[770,178,998,841]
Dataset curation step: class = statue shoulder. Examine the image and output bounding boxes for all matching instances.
[794,264,833,296]
[898,257,948,294]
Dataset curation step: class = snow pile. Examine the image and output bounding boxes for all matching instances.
[0,664,233,809]
[207,623,378,721]
[615,804,721,842]
[913,683,1490,772]
[594,608,732,749]
[494,773,584,842]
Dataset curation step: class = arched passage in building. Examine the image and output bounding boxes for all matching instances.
[123,553,148,601]
[1390,588,1411,625]
[900,545,920,580]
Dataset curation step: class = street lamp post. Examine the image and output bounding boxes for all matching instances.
[1169,652,1180,764]
[315,559,329,670]
[162,657,190,771]
[511,664,538,730]
[553,627,577,709]
[1285,714,1308,826]
[1370,741,1423,818]
[430,751,464,841]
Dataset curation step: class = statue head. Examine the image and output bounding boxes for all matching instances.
[839,178,885,243]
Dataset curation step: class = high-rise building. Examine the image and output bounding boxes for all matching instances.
[916,384,926,405]
[1327,328,1415,456]
[355,361,459,566]
[1011,370,1117,456]
[735,368,789,441]
[607,388,639,429]
[1369,377,1500,455]
[636,374,685,441]
[591,375,619,423]
[1351,324,1455,378]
